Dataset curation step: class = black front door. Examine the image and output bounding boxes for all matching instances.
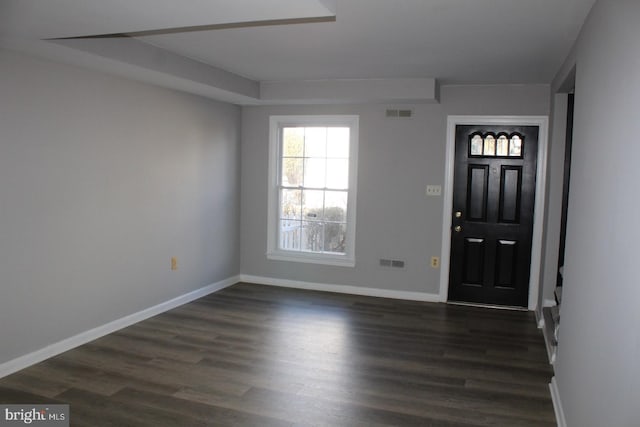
[448,125,538,307]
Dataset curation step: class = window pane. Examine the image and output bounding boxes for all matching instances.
[302,190,324,221]
[279,219,301,250]
[325,159,349,189]
[326,128,350,158]
[497,136,509,156]
[324,223,347,254]
[484,136,496,156]
[510,136,522,156]
[283,128,304,157]
[281,157,303,186]
[324,191,347,222]
[280,189,302,220]
[304,127,327,158]
[304,158,326,188]
[470,135,483,155]
[301,221,324,252]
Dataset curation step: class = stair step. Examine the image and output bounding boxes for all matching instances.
[542,307,559,348]
[555,286,563,305]
[550,305,560,324]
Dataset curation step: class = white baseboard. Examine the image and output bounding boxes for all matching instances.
[239,274,442,302]
[550,377,567,427]
[535,309,545,329]
[541,323,557,365]
[0,275,239,380]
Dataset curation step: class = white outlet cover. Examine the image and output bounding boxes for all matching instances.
[426,185,442,196]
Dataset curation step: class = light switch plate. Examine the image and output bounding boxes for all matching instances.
[426,185,442,196]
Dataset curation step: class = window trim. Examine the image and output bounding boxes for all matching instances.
[267,115,359,267]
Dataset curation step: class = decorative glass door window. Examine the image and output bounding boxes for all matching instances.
[470,133,523,158]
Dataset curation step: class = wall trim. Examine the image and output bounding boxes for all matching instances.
[0,275,240,380]
[439,115,549,311]
[240,274,441,302]
[550,377,567,427]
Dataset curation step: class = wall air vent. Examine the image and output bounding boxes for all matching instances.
[379,258,406,268]
[385,109,413,118]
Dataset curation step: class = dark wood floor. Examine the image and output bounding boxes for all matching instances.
[0,283,555,426]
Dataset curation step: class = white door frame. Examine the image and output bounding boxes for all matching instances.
[438,115,549,310]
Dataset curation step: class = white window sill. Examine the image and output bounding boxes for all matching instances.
[267,250,355,267]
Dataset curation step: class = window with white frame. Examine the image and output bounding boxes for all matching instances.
[267,115,359,266]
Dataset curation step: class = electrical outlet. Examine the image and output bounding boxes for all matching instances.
[430,256,440,268]
[171,257,178,271]
[426,185,442,196]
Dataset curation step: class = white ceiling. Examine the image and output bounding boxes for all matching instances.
[0,0,336,39]
[0,0,596,103]
[138,0,595,84]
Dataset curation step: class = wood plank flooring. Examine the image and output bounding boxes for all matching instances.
[0,283,555,426]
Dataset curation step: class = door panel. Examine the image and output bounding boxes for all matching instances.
[448,125,538,307]
[499,166,522,223]
[463,238,485,285]
[467,165,489,221]
[495,239,518,288]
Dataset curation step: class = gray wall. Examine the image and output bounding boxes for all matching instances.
[554,1,640,425]
[0,49,241,365]
[240,85,549,294]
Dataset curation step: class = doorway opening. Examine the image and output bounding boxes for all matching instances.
[542,90,575,362]
[555,93,574,299]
